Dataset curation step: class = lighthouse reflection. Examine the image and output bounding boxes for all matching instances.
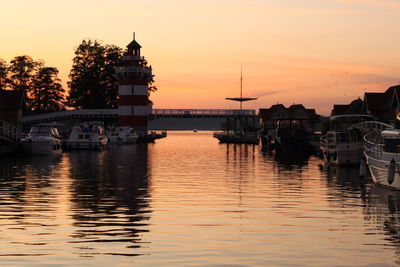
[67,145,151,256]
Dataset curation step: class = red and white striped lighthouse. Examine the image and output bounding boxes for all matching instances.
[116,34,152,132]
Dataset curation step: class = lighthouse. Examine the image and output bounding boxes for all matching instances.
[115,34,152,132]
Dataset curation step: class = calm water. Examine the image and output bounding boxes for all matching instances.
[0,131,400,266]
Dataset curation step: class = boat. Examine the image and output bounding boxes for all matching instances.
[21,124,62,155]
[106,126,138,144]
[136,130,167,143]
[213,66,258,144]
[213,130,259,144]
[320,114,379,166]
[65,122,109,150]
[363,128,400,190]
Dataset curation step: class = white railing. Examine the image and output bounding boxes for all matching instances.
[115,66,151,74]
[22,108,257,124]
[152,109,256,116]
[23,109,118,123]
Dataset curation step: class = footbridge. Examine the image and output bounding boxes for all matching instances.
[22,109,258,130]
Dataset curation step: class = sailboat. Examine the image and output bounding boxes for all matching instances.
[213,67,258,144]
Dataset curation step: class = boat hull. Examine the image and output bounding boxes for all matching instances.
[365,153,400,190]
[214,133,259,144]
[321,146,362,166]
[22,140,62,155]
[65,140,108,150]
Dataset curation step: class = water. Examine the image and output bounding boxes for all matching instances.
[0,131,400,266]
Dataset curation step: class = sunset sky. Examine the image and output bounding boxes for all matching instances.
[1,0,400,114]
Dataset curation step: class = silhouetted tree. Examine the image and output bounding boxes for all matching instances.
[7,55,40,110]
[68,39,123,109]
[138,58,157,94]
[30,67,65,112]
[0,59,9,90]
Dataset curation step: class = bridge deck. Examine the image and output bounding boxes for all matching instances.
[23,109,257,125]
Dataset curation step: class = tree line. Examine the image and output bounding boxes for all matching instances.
[0,39,156,113]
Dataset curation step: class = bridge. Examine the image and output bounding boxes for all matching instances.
[22,109,258,130]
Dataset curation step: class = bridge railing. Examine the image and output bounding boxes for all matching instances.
[22,108,257,124]
[152,109,256,116]
[23,109,118,123]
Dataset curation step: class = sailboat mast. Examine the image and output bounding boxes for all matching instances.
[240,65,243,110]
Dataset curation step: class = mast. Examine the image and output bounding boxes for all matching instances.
[240,65,243,110]
[225,65,257,111]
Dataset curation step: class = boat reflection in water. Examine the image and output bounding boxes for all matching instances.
[66,144,151,257]
[0,144,151,264]
[364,185,400,255]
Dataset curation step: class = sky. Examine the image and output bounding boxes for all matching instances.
[1,0,400,115]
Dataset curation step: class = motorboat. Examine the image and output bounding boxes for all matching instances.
[106,126,138,144]
[65,122,108,150]
[364,129,400,189]
[320,128,362,165]
[213,130,259,144]
[320,114,384,166]
[21,124,62,155]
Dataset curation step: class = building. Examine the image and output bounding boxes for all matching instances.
[0,90,23,148]
[115,35,153,132]
[362,85,400,123]
[0,90,23,128]
[259,104,317,131]
[330,98,364,116]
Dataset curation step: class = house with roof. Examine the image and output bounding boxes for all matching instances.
[0,90,23,127]
[0,90,23,148]
[259,104,317,131]
[362,85,400,124]
[330,98,364,116]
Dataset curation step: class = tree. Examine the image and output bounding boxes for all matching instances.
[141,59,157,94]
[68,39,123,109]
[8,55,39,110]
[30,67,65,112]
[0,59,9,90]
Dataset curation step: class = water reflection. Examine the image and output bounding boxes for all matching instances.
[1,132,400,265]
[364,185,400,256]
[273,151,310,169]
[67,144,151,256]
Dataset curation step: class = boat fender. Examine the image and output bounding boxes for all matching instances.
[326,153,331,163]
[333,152,337,161]
[388,159,396,185]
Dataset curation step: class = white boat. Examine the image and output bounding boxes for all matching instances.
[21,124,62,155]
[320,115,382,166]
[65,122,108,150]
[106,126,138,144]
[363,128,400,190]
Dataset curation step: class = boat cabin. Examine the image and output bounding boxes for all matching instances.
[29,125,60,138]
[326,129,360,145]
[382,130,400,153]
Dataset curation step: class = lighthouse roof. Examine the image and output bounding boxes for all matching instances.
[127,40,142,49]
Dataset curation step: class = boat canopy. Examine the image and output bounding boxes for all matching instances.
[329,114,376,120]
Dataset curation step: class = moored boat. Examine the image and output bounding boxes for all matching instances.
[364,129,400,190]
[65,122,108,150]
[320,114,379,166]
[21,124,62,155]
[213,130,259,144]
[106,126,138,144]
